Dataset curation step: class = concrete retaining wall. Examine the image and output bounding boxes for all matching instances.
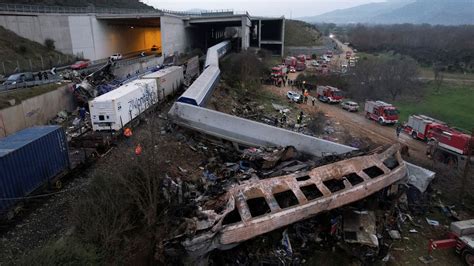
[0,86,75,138]
[0,14,74,55]
[0,13,166,61]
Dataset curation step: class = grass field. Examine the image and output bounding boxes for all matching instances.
[396,83,474,131]
[419,67,474,82]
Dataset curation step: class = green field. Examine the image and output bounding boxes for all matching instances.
[419,67,474,82]
[396,83,474,131]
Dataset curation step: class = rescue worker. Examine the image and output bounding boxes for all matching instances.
[297,111,303,125]
[281,113,287,125]
[124,127,133,146]
[124,127,133,138]
[79,107,86,121]
[396,123,402,138]
[135,144,142,155]
[312,96,316,106]
[304,90,309,104]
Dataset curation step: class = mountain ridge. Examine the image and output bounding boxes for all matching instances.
[300,0,474,25]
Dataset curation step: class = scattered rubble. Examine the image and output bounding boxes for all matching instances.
[157,143,411,262]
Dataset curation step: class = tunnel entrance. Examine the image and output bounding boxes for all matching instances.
[94,17,162,60]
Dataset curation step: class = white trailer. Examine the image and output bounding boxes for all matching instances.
[89,79,158,131]
[141,66,184,101]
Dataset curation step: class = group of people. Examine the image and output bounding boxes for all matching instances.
[274,111,304,127]
[300,88,317,106]
[123,127,142,155]
[36,71,50,80]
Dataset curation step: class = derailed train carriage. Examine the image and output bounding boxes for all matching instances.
[0,41,233,219]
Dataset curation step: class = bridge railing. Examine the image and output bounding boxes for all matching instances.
[0,3,237,17]
[0,3,161,14]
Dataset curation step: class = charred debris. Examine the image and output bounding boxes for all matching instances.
[157,127,423,265]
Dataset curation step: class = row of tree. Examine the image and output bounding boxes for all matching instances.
[297,54,420,101]
[346,24,474,72]
[347,54,420,100]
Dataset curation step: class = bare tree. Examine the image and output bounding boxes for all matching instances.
[221,51,267,91]
[348,55,419,101]
[347,24,474,73]
[433,63,445,94]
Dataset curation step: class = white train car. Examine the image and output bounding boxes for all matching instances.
[178,40,230,106]
[89,79,158,131]
[205,40,231,68]
[177,66,220,106]
[141,66,184,101]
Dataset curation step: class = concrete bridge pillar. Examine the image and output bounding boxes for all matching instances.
[241,16,251,51]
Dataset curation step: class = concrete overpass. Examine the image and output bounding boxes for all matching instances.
[0,4,285,61]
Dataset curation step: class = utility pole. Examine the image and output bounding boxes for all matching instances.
[460,128,474,204]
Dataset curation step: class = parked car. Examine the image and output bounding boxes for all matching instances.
[2,72,35,85]
[341,101,359,112]
[70,60,90,70]
[289,66,296,73]
[287,91,302,103]
[311,60,319,67]
[109,53,123,61]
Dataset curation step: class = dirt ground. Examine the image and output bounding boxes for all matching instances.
[257,71,469,265]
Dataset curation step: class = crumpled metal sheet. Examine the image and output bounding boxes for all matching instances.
[182,144,407,256]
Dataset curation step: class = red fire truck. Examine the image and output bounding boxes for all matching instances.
[422,219,474,265]
[403,115,446,140]
[404,114,473,167]
[364,101,399,125]
[295,61,306,71]
[284,56,297,68]
[316,86,343,103]
[297,54,306,63]
[271,65,288,87]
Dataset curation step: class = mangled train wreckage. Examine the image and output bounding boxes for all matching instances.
[182,145,406,256]
[166,40,435,257]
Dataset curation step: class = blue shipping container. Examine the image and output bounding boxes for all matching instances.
[0,126,70,216]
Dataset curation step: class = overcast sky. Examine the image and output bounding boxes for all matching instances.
[141,0,387,18]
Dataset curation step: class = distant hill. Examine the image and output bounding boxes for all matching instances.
[301,0,474,25]
[0,0,154,9]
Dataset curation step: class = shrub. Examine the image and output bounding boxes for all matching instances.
[16,44,27,54]
[44,38,55,50]
[307,111,327,134]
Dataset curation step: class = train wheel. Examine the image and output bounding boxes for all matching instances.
[378,118,384,125]
[462,250,474,265]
